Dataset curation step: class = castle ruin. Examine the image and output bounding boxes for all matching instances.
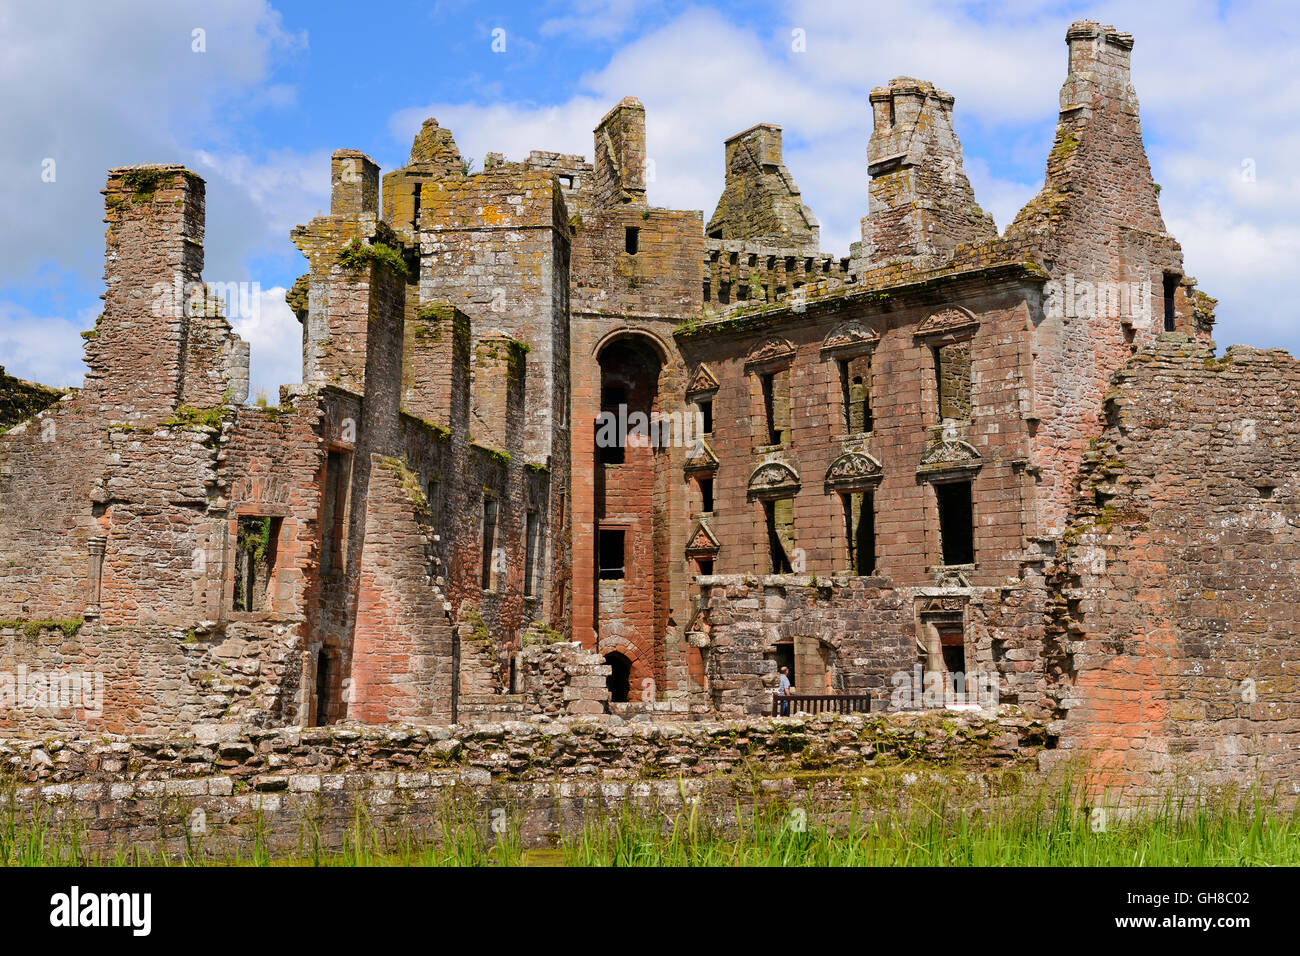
[2,21,1297,796]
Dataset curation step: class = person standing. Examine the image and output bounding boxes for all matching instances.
[777,665,793,715]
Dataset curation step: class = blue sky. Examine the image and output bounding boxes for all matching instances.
[2,0,1297,399]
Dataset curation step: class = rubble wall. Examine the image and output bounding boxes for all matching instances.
[1047,338,1300,794]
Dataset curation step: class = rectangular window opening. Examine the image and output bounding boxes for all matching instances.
[313,649,334,727]
[598,529,626,580]
[523,511,540,598]
[936,481,974,566]
[764,499,794,574]
[599,385,627,465]
[939,625,965,677]
[233,516,281,612]
[481,498,498,590]
[696,557,713,576]
[321,451,350,574]
[1163,273,1179,332]
[625,226,639,255]
[842,491,876,575]
[698,398,713,435]
[839,356,873,434]
[760,369,791,445]
[698,476,714,513]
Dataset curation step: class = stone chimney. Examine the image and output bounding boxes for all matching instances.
[857,77,996,271]
[593,96,647,207]
[707,123,819,249]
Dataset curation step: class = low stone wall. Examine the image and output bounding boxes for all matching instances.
[1,709,1046,856]
[514,639,611,716]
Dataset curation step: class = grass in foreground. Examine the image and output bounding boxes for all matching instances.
[4,779,1298,867]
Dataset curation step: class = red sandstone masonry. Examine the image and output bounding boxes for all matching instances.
[1044,337,1300,797]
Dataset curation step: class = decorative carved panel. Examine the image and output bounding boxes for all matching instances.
[823,451,884,492]
[917,438,982,478]
[685,363,720,396]
[685,518,721,556]
[743,337,796,371]
[914,306,979,341]
[820,320,878,357]
[746,460,800,500]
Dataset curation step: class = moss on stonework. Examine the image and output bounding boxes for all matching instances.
[1193,290,1218,328]
[120,168,171,204]
[415,303,452,323]
[337,240,411,281]
[403,412,451,441]
[237,516,274,564]
[161,404,226,430]
[522,622,566,645]
[0,618,84,639]
[471,443,510,468]
[1049,131,1079,164]
[285,275,310,320]
[0,366,64,431]
[413,319,444,342]
[381,456,436,526]
[462,605,492,646]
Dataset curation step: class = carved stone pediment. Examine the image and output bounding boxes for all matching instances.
[746,460,800,500]
[824,451,883,492]
[684,438,719,474]
[743,337,796,370]
[919,593,968,616]
[821,320,878,357]
[914,306,978,341]
[933,567,972,588]
[685,518,721,556]
[686,363,719,397]
[918,438,982,478]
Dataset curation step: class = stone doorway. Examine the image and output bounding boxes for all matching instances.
[604,651,632,702]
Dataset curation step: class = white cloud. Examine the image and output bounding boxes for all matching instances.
[233,287,304,401]
[6,0,1298,398]
[390,0,1300,353]
[0,302,98,390]
[539,0,657,42]
[0,0,319,392]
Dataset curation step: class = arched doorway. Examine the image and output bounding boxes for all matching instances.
[593,335,665,697]
[596,336,663,465]
[605,651,632,702]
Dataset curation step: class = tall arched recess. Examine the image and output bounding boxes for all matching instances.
[591,334,665,699]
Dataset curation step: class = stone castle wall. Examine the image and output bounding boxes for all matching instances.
[1045,337,1300,796]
